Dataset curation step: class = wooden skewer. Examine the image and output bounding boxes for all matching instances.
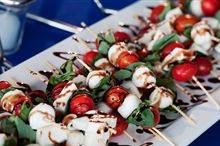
[81,22,98,38]
[123,131,139,143]
[46,60,60,74]
[171,104,196,126]
[192,76,220,110]
[148,128,163,140]
[175,83,198,101]
[27,68,48,84]
[151,127,176,146]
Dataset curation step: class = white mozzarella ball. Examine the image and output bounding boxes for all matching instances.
[36,124,68,146]
[97,102,112,113]
[157,20,174,34]
[202,17,220,30]
[190,0,203,17]
[86,70,107,89]
[29,103,55,130]
[165,7,182,23]
[1,89,25,112]
[53,80,77,113]
[132,66,156,89]
[191,42,212,55]
[138,29,156,44]
[67,116,90,131]
[66,131,84,146]
[118,94,141,119]
[150,87,174,109]
[108,42,127,66]
[94,58,114,73]
[0,133,7,146]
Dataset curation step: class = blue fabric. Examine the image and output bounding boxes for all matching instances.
[6,1,220,145]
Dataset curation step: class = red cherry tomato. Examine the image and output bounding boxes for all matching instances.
[83,50,99,66]
[174,14,199,33]
[202,0,220,16]
[117,51,139,69]
[143,106,160,129]
[51,82,67,100]
[112,113,129,136]
[12,95,32,116]
[172,62,198,82]
[0,81,11,90]
[114,31,131,42]
[161,41,184,59]
[70,93,95,116]
[150,4,165,23]
[105,86,128,109]
[192,57,213,76]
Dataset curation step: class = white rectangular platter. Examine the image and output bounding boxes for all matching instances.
[0,1,220,146]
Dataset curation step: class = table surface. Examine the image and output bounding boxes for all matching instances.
[5,0,220,145]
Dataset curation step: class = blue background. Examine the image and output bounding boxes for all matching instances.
[6,0,220,145]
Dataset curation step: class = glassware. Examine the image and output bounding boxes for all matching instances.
[0,0,34,55]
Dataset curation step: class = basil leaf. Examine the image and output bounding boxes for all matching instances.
[183,27,192,38]
[145,52,160,62]
[3,137,17,146]
[127,62,153,71]
[0,117,17,135]
[0,88,14,100]
[114,70,132,80]
[14,117,36,142]
[105,32,116,44]
[98,41,110,55]
[215,10,220,22]
[216,31,220,38]
[127,104,154,127]
[19,102,32,122]
[159,3,171,21]
[152,33,180,52]
[157,76,176,93]
[93,54,103,65]
[96,76,111,89]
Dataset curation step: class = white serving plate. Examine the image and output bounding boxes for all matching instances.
[0,1,220,146]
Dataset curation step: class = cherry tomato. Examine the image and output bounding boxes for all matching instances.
[161,41,184,59]
[12,95,32,116]
[83,50,99,66]
[202,0,220,16]
[137,45,149,58]
[143,106,160,129]
[51,82,67,100]
[114,31,131,42]
[112,113,129,136]
[174,14,199,33]
[149,4,165,23]
[70,93,95,116]
[117,51,139,69]
[0,81,11,90]
[105,86,128,109]
[172,62,198,82]
[192,56,213,76]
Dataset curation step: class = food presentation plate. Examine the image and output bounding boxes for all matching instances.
[0,1,220,146]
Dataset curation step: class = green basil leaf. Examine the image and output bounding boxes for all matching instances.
[98,41,110,55]
[159,3,171,21]
[216,31,220,38]
[127,62,153,71]
[152,33,180,52]
[14,117,36,142]
[157,76,176,93]
[114,70,132,80]
[127,104,154,127]
[145,52,160,62]
[96,76,111,89]
[215,10,220,22]
[0,88,14,100]
[183,27,192,38]
[3,137,17,146]
[0,117,17,135]
[93,54,103,65]
[19,102,32,122]
[105,32,116,44]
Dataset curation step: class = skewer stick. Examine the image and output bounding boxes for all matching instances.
[151,127,176,146]
[171,104,196,126]
[27,68,48,84]
[123,131,139,143]
[175,83,198,101]
[81,22,98,38]
[76,57,93,72]
[46,60,60,74]
[148,128,163,140]
[75,36,92,50]
[192,76,220,109]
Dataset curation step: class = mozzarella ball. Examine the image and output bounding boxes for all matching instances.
[138,29,156,44]
[108,42,127,66]
[118,94,141,119]
[190,0,203,17]
[86,70,108,89]
[150,87,175,109]
[165,7,182,23]
[29,103,55,130]
[1,89,25,112]
[67,116,90,131]
[0,133,7,146]
[66,131,84,146]
[132,65,156,89]
[53,80,77,113]
[97,102,112,113]
[36,123,68,146]
[202,17,220,30]
[94,58,114,73]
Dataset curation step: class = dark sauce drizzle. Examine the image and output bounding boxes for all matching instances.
[38,70,53,79]
[186,85,212,91]
[208,77,220,83]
